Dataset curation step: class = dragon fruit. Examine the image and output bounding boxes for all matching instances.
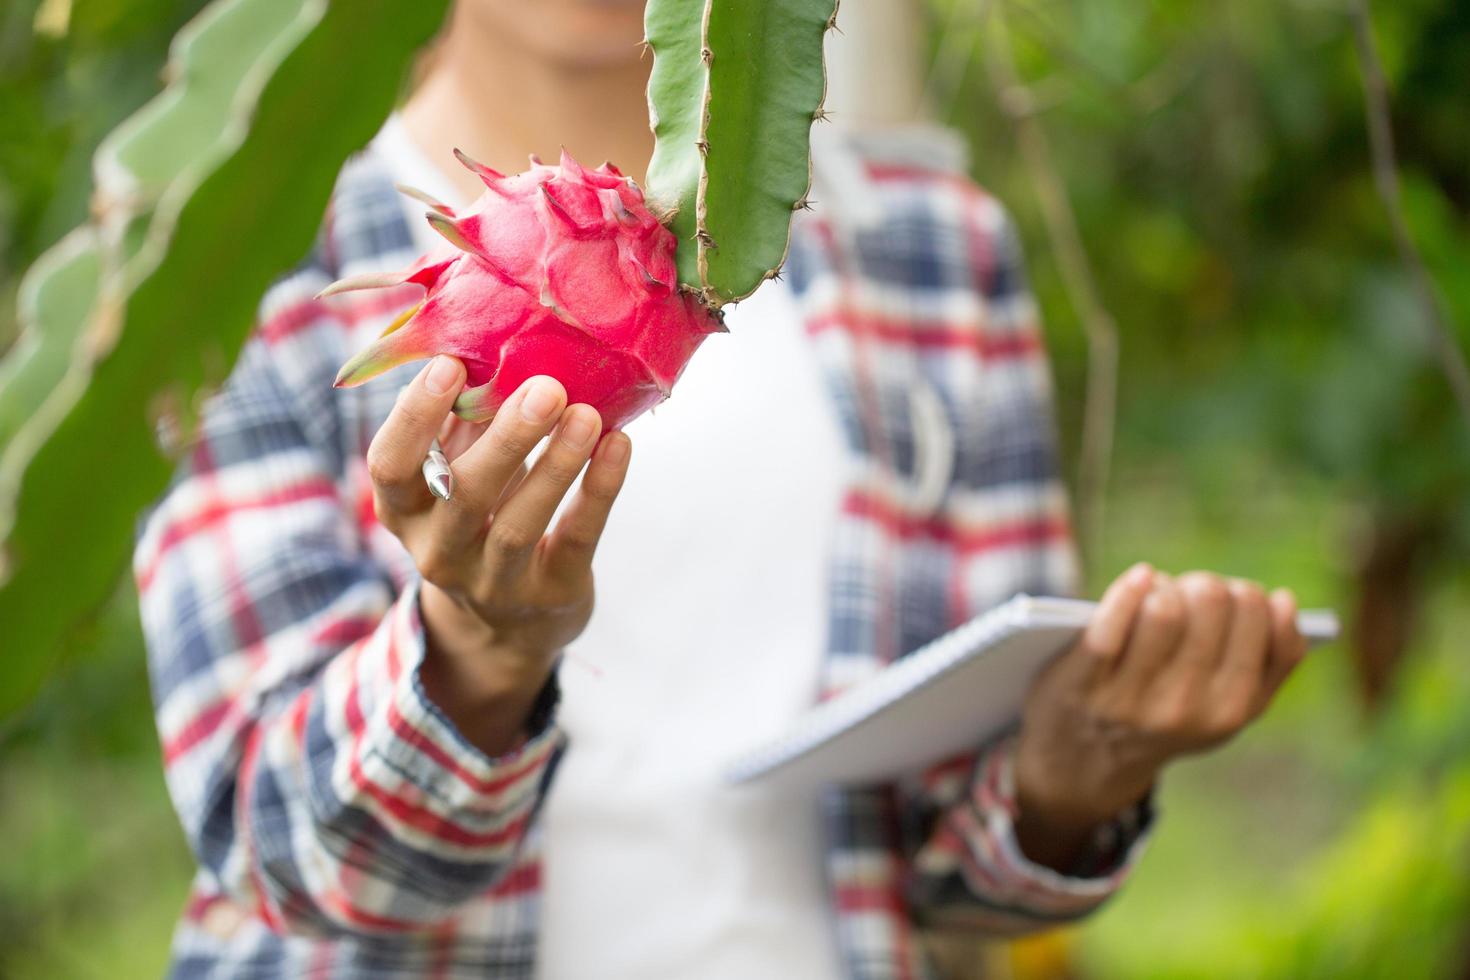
[325,148,723,429]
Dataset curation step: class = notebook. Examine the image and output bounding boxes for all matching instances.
[724,594,1340,789]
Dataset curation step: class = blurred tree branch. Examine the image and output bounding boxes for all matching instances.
[1349,0,1470,431]
[979,0,1119,567]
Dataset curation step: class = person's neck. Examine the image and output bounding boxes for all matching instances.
[401,24,653,203]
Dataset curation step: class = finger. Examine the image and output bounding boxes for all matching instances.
[1164,572,1233,680]
[1107,578,1187,697]
[543,431,632,579]
[428,376,567,556]
[1080,562,1155,663]
[485,404,603,576]
[1210,579,1272,723]
[494,464,531,511]
[439,413,490,461]
[365,356,465,518]
[1260,588,1309,707]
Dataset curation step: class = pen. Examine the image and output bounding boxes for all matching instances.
[423,438,453,501]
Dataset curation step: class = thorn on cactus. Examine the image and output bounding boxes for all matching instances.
[793,197,816,212]
[695,139,709,156]
[813,107,831,123]
[700,46,713,65]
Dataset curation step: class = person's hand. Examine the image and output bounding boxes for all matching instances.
[1012,563,1310,870]
[366,355,631,755]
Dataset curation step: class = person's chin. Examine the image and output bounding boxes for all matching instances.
[553,6,647,66]
[466,0,648,70]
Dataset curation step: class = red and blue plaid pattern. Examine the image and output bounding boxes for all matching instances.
[136,132,1148,979]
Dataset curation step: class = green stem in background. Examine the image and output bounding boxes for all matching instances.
[1348,0,1470,433]
[981,1,1117,568]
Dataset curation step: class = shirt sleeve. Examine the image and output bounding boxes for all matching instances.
[905,736,1153,933]
[901,196,1151,932]
[135,320,564,939]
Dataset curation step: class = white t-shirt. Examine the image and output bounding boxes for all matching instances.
[374,118,849,980]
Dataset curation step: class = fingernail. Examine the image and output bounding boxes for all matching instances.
[424,356,461,396]
[520,378,560,422]
[600,433,629,465]
[562,412,597,449]
[1128,562,1154,587]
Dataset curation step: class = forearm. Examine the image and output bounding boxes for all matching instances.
[418,582,560,756]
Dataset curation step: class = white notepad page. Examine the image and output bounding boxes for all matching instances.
[725,595,1340,789]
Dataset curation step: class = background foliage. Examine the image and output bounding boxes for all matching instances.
[1,0,1467,976]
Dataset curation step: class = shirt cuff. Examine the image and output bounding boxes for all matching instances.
[358,580,566,821]
[968,736,1154,904]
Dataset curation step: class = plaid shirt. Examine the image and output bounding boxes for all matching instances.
[136,127,1149,979]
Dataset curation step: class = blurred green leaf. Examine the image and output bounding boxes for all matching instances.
[0,0,450,718]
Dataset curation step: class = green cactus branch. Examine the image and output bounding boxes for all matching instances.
[0,0,449,718]
[699,0,837,304]
[644,0,839,307]
[0,232,101,451]
[643,0,709,290]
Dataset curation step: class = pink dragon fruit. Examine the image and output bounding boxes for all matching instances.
[325,148,723,430]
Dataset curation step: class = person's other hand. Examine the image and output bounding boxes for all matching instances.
[1012,564,1309,869]
[366,355,631,754]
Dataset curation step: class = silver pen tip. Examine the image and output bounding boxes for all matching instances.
[428,473,453,501]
